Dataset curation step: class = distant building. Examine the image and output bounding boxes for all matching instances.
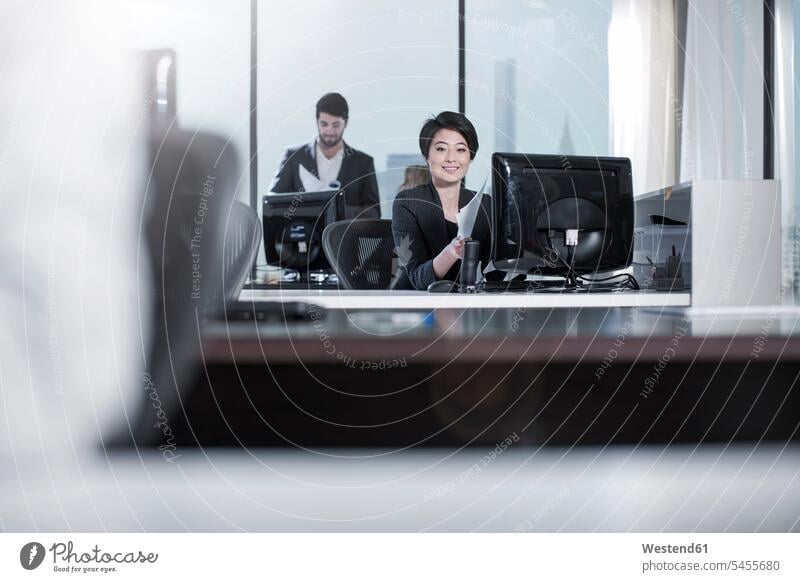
[494,58,516,153]
[559,115,575,155]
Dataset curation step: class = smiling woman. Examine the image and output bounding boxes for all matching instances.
[391,112,494,290]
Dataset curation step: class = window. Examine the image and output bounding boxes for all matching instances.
[257,1,460,216]
[463,0,612,191]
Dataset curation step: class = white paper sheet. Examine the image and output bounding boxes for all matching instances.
[298,164,323,192]
[456,174,489,238]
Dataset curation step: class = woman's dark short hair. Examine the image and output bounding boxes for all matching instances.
[316,92,349,120]
[419,111,479,160]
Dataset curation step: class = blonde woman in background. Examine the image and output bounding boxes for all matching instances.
[399,164,430,192]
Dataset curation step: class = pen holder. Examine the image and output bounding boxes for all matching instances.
[655,253,684,291]
[459,240,480,293]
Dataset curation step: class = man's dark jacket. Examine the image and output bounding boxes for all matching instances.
[269,140,380,219]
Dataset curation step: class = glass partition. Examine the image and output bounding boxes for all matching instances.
[463,0,612,192]
[257,1,460,218]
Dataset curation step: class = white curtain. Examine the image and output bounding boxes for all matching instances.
[609,0,677,195]
[679,0,764,181]
[775,0,797,299]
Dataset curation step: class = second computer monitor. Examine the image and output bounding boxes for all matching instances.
[262,190,343,272]
[491,153,634,277]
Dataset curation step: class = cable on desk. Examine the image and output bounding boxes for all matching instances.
[577,272,640,291]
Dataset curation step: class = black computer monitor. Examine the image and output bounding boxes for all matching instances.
[491,153,634,286]
[262,190,343,272]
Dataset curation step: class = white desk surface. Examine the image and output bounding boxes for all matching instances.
[240,289,691,309]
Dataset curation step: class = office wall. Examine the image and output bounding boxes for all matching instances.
[116,0,251,203]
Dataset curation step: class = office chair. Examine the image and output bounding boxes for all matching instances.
[222,201,262,305]
[156,196,259,313]
[322,219,412,290]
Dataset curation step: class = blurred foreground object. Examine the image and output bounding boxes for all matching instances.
[0,1,149,462]
[123,127,246,447]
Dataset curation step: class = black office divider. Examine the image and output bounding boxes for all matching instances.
[109,125,243,448]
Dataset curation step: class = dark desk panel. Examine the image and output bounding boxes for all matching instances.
[183,307,800,449]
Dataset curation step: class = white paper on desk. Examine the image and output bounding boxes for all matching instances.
[456,174,488,238]
[298,164,323,192]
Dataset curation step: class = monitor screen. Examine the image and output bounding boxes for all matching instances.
[492,153,633,277]
[262,190,342,272]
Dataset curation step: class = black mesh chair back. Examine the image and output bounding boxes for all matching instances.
[222,201,261,304]
[323,219,410,290]
[112,128,242,448]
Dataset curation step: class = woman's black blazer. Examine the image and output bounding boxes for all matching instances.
[391,182,493,290]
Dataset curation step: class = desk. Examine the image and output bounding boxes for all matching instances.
[239,288,691,310]
[195,306,800,448]
[206,305,800,364]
